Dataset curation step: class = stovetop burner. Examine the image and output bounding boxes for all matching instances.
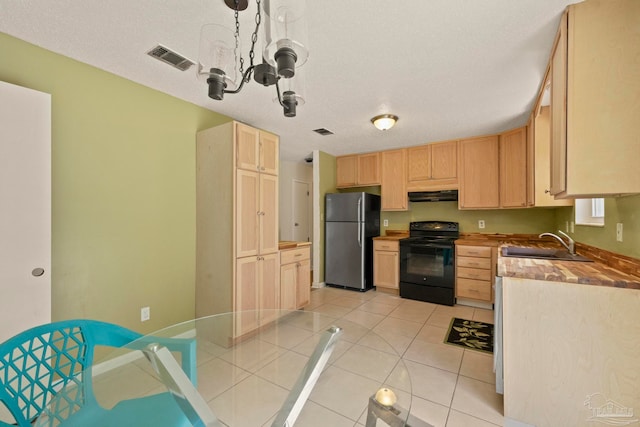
[409,221,459,233]
[407,221,459,241]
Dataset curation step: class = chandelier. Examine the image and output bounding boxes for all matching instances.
[197,0,308,117]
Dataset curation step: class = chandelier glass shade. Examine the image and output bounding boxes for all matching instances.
[274,66,305,117]
[262,0,309,78]
[197,24,239,98]
[197,0,308,117]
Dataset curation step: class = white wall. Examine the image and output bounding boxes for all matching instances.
[279,160,313,242]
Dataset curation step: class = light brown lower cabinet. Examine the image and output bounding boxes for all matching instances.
[280,246,311,310]
[455,245,496,303]
[373,240,400,291]
[235,253,280,337]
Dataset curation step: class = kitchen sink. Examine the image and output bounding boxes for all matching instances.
[501,246,593,262]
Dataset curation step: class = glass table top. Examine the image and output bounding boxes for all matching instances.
[34,310,424,427]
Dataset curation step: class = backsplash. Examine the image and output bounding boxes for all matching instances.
[555,195,640,259]
[339,185,639,259]
[382,201,557,235]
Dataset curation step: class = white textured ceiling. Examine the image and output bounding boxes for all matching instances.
[0,0,575,161]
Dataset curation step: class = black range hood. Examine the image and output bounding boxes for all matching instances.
[408,190,458,202]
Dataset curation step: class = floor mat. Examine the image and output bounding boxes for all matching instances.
[444,317,494,354]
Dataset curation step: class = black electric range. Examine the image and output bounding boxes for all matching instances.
[398,221,459,305]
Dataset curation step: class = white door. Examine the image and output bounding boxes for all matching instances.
[292,180,310,242]
[0,81,51,342]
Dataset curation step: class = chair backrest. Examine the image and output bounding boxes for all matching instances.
[0,319,141,426]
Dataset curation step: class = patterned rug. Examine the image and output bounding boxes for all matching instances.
[444,317,494,354]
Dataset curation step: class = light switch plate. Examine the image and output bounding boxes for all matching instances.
[616,223,623,242]
[141,306,150,322]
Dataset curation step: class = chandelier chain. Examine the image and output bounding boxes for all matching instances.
[233,0,244,78]
[247,0,262,81]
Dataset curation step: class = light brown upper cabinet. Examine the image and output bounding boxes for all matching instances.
[458,136,500,209]
[381,149,408,211]
[407,140,458,191]
[549,0,640,198]
[336,152,380,188]
[336,155,358,187]
[236,122,279,175]
[357,152,381,186]
[526,113,535,207]
[532,105,572,207]
[499,127,528,208]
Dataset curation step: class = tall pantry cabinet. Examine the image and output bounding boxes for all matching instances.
[196,121,279,341]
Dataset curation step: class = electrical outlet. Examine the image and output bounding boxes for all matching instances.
[141,306,150,322]
[383,219,389,227]
[616,223,623,242]
[478,220,485,229]
[570,221,575,233]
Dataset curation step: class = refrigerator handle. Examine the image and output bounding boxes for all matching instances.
[357,197,362,247]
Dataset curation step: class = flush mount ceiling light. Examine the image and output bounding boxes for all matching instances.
[371,114,398,131]
[197,0,308,117]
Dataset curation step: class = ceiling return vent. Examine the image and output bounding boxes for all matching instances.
[313,128,334,136]
[147,44,195,71]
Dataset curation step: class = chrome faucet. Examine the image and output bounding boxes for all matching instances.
[539,230,575,255]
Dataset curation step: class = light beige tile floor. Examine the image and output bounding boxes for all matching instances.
[305,287,503,427]
[84,286,501,427]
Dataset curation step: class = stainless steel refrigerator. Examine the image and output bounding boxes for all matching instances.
[324,192,380,291]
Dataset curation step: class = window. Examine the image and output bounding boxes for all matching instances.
[575,198,605,226]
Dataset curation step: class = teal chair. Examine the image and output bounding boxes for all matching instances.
[0,319,198,427]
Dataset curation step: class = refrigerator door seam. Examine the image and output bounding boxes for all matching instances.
[357,197,362,247]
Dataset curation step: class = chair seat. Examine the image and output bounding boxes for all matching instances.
[60,393,193,427]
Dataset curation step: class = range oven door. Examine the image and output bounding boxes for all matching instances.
[399,242,455,305]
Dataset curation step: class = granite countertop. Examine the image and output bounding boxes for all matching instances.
[498,254,640,289]
[278,241,312,250]
[498,243,640,290]
[457,233,640,290]
[373,230,409,241]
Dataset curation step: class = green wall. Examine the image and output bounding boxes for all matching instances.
[555,195,640,258]
[0,33,230,333]
[382,202,557,234]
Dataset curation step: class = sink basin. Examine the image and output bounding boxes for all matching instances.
[501,246,593,262]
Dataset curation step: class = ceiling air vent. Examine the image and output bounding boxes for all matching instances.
[147,44,195,71]
[313,128,334,136]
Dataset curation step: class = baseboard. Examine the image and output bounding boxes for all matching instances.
[455,298,493,310]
